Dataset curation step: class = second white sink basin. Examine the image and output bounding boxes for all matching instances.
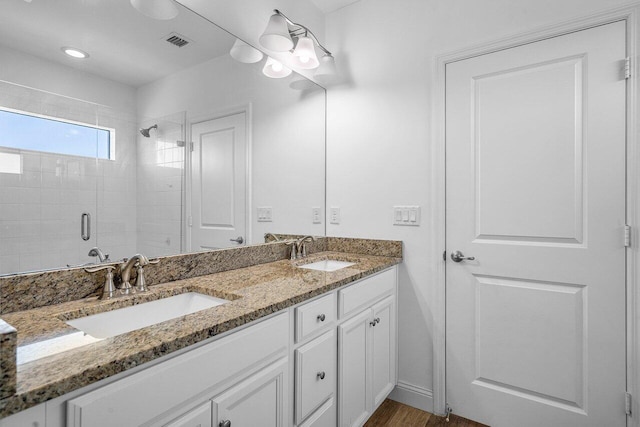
[66,292,229,339]
[298,260,356,272]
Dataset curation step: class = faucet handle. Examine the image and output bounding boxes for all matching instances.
[84,264,115,274]
[135,264,148,292]
[84,265,117,300]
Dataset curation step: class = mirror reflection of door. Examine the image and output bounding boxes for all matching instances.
[189,111,247,251]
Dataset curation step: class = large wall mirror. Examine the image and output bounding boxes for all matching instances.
[0,0,326,276]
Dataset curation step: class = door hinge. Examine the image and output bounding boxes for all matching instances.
[188,215,193,227]
[443,250,447,261]
[625,225,631,247]
[190,141,194,152]
[625,57,631,79]
[626,392,632,416]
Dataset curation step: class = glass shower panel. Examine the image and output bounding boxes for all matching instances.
[0,80,100,274]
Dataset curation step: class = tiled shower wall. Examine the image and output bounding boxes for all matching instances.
[136,113,185,258]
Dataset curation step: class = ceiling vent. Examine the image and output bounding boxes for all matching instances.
[165,32,191,48]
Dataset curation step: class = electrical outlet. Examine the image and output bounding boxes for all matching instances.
[330,207,341,225]
[312,207,322,224]
[257,206,273,222]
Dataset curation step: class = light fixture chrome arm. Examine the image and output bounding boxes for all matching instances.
[273,9,332,56]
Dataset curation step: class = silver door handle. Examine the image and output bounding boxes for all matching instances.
[81,213,91,241]
[451,251,475,263]
[229,236,244,244]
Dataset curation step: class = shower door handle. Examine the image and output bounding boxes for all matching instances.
[81,213,91,241]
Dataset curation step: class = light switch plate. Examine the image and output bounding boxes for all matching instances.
[330,207,340,225]
[257,206,273,222]
[393,206,420,226]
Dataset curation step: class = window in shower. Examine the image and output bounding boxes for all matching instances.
[0,107,114,160]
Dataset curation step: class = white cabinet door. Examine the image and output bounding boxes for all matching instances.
[213,358,288,427]
[371,296,395,409]
[337,310,370,427]
[164,402,212,427]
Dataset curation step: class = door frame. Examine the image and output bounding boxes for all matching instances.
[185,104,253,251]
[431,3,640,421]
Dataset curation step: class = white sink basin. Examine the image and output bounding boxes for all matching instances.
[66,292,229,339]
[298,260,356,272]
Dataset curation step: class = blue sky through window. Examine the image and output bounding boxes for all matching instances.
[0,109,111,159]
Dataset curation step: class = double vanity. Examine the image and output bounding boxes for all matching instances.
[0,237,401,427]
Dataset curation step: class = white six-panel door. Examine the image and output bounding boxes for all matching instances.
[190,112,247,251]
[445,21,627,426]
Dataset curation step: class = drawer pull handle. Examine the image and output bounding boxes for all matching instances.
[317,314,326,322]
[219,420,231,427]
[317,371,326,380]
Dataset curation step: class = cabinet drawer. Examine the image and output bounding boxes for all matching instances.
[338,268,395,318]
[298,397,336,427]
[295,293,336,343]
[164,401,212,427]
[295,330,337,424]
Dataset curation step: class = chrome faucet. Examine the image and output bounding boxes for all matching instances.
[296,236,316,258]
[119,254,159,294]
[264,232,281,243]
[88,247,109,263]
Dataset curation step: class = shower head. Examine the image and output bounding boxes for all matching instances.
[140,124,158,137]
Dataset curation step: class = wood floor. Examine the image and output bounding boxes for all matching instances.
[365,399,488,427]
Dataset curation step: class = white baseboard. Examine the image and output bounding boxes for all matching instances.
[388,381,434,413]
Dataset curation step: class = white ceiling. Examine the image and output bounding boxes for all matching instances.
[0,0,234,88]
[309,0,361,14]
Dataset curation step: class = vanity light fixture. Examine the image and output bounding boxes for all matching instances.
[229,39,264,64]
[61,47,89,59]
[259,9,336,81]
[130,0,179,20]
[263,57,292,78]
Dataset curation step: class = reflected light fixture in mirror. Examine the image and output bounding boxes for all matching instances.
[61,47,89,59]
[258,10,336,82]
[263,57,292,78]
[130,0,179,20]
[230,39,264,64]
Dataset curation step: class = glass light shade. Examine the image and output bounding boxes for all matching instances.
[263,57,292,78]
[130,0,179,20]
[291,36,319,69]
[259,13,294,52]
[314,54,338,84]
[229,39,264,64]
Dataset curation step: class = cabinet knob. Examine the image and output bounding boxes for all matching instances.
[317,313,326,322]
[375,317,381,324]
[317,371,326,380]
[219,420,231,427]
[370,320,376,327]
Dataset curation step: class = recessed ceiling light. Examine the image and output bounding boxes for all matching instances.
[61,47,89,59]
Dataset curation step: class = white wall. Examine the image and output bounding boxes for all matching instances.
[136,54,325,245]
[0,45,136,113]
[324,0,634,411]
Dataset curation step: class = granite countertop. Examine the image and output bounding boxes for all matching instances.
[0,251,400,418]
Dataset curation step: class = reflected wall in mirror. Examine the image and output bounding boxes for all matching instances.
[0,0,325,276]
